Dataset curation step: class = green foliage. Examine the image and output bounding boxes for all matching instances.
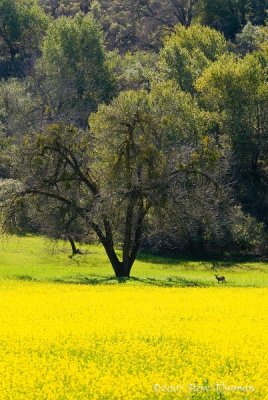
[228,206,267,254]
[159,24,227,92]
[197,52,268,224]
[198,0,243,39]
[90,81,216,196]
[0,79,38,137]
[244,0,268,26]
[0,179,26,232]
[108,50,159,91]
[91,0,140,51]
[199,0,267,39]
[235,22,268,55]
[0,0,48,76]
[37,13,114,126]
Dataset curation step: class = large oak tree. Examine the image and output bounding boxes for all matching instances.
[11,83,221,277]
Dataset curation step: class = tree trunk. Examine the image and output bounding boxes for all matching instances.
[67,235,80,256]
[115,263,131,278]
[102,240,131,278]
[107,258,131,278]
[69,194,147,278]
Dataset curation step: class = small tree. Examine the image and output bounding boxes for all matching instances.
[11,83,222,277]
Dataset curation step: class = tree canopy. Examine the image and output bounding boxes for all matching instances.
[159,24,227,92]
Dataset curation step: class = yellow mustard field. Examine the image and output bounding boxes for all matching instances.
[0,281,267,400]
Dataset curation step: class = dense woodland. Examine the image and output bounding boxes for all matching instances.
[0,0,268,276]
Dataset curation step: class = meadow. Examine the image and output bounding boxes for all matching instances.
[0,235,267,287]
[0,236,267,399]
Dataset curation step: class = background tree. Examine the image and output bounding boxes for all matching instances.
[235,21,268,55]
[108,50,159,92]
[135,0,200,28]
[39,0,60,16]
[159,24,227,93]
[198,0,268,39]
[34,13,114,127]
[0,0,48,78]
[91,0,202,52]
[39,0,91,16]
[90,0,140,52]
[197,52,268,226]
[30,198,92,256]
[144,183,266,256]
[244,0,267,26]
[0,79,40,138]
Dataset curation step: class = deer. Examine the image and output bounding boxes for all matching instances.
[215,274,226,284]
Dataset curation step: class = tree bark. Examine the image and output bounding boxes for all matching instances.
[67,235,80,256]
[122,197,136,276]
